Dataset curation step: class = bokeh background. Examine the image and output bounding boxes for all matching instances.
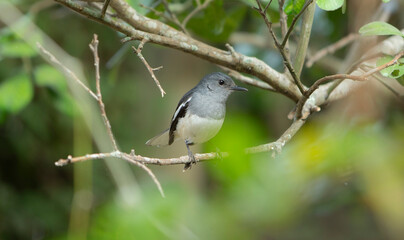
[1,0,404,239]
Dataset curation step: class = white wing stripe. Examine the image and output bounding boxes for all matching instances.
[172,96,192,121]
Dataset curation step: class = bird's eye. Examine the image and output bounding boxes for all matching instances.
[219,80,225,85]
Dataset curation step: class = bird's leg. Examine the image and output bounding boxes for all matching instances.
[184,140,196,171]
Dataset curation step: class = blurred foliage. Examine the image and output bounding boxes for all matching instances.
[1,0,404,240]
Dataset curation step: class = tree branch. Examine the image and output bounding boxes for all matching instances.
[55,0,302,101]
[306,33,359,68]
[37,35,165,198]
[36,43,98,100]
[254,0,307,97]
[278,0,289,56]
[89,34,120,151]
[292,0,315,77]
[100,0,110,18]
[182,0,213,28]
[131,39,166,97]
[161,0,188,34]
[246,118,306,155]
[220,66,276,92]
[295,50,404,119]
[280,0,314,49]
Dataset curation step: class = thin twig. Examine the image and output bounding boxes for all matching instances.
[39,37,165,197]
[182,0,213,28]
[292,0,316,77]
[278,0,288,52]
[139,3,170,21]
[219,66,276,92]
[161,0,188,34]
[36,43,98,100]
[131,39,166,97]
[373,73,404,102]
[55,151,227,167]
[254,0,307,96]
[100,0,111,18]
[55,0,303,101]
[121,155,165,198]
[280,0,314,49]
[295,51,404,119]
[362,51,404,77]
[306,33,359,68]
[246,118,306,155]
[89,34,120,151]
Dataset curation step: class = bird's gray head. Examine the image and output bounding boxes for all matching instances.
[197,72,248,101]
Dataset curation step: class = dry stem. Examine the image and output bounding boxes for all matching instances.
[131,39,165,97]
[38,35,164,197]
[306,33,359,68]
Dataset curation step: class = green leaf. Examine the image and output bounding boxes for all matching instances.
[54,93,77,117]
[187,2,246,42]
[0,74,33,114]
[34,64,77,116]
[285,0,305,16]
[359,21,404,37]
[317,0,344,11]
[377,56,404,80]
[382,0,391,3]
[0,40,36,58]
[34,64,67,93]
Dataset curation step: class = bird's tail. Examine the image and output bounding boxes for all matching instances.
[145,129,170,147]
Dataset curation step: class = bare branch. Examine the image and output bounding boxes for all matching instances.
[55,151,228,167]
[372,73,404,102]
[362,51,404,77]
[161,0,188,34]
[219,66,276,92]
[36,43,98,100]
[306,33,359,68]
[89,34,120,151]
[100,0,111,18]
[246,119,306,155]
[254,0,307,97]
[121,155,165,198]
[292,0,316,77]
[295,50,404,119]
[131,39,166,97]
[39,36,166,197]
[182,0,213,28]
[55,0,302,101]
[278,0,288,53]
[280,0,314,49]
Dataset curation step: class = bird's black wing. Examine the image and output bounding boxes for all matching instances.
[168,91,193,145]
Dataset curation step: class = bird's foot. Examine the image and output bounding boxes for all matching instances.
[183,153,196,171]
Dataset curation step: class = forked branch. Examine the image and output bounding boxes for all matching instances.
[131,38,165,97]
[37,35,164,197]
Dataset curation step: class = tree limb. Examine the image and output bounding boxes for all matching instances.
[37,35,165,198]
[246,118,306,155]
[306,33,359,68]
[292,0,315,77]
[55,0,302,101]
[254,0,307,96]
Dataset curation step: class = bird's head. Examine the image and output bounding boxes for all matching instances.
[199,72,248,100]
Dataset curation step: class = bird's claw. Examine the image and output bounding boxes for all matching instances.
[183,154,196,171]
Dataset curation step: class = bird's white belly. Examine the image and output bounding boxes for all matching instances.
[176,114,224,144]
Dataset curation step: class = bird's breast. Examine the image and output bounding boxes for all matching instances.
[176,114,224,144]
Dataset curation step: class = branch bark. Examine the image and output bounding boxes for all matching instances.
[55,0,302,101]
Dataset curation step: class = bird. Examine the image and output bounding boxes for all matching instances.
[146,72,248,170]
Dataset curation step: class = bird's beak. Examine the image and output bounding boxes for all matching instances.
[230,86,248,92]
